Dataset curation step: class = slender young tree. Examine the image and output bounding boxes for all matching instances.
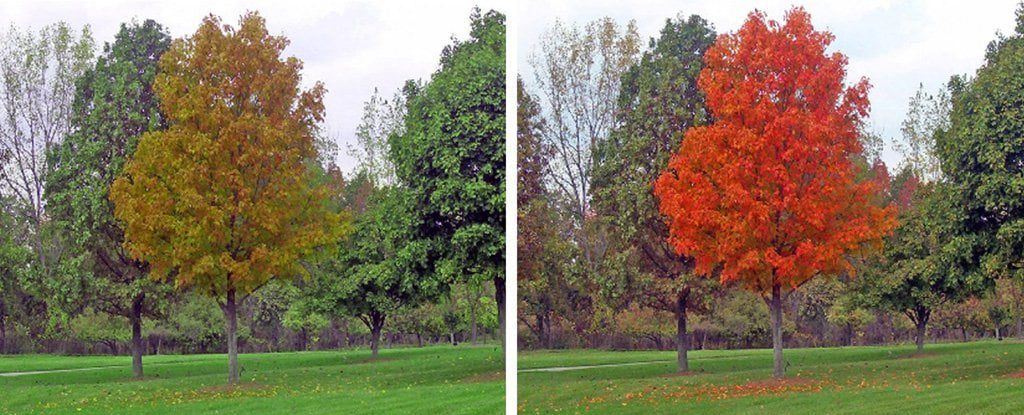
[896,83,950,183]
[110,13,346,384]
[654,8,895,378]
[347,87,405,187]
[0,23,94,329]
[530,16,641,281]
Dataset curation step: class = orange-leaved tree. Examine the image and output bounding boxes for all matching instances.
[653,7,896,378]
[110,12,347,384]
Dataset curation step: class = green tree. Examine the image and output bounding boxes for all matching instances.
[826,294,873,346]
[69,308,129,354]
[248,280,300,351]
[936,4,1024,300]
[389,302,446,347]
[391,9,506,348]
[307,184,432,358]
[591,14,717,373]
[856,175,982,352]
[45,19,172,379]
[160,293,232,353]
[0,205,31,352]
[281,302,329,351]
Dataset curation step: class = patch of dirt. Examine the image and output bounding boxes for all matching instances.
[1004,369,1024,379]
[904,352,938,359]
[463,371,504,383]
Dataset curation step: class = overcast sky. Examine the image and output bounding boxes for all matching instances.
[0,0,505,174]
[519,0,1020,168]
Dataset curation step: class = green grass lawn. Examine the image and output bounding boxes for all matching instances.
[0,344,504,414]
[518,340,1024,414]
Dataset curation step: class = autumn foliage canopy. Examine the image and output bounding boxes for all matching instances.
[654,8,896,294]
[110,13,346,297]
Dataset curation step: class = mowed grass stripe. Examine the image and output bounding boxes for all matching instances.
[518,340,1024,414]
[0,344,503,415]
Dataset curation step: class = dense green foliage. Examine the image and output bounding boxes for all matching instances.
[936,9,1024,286]
[305,180,434,357]
[391,8,506,346]
[854,173,986,351]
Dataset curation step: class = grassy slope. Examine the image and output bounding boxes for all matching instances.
[0,344,504,415]
[518,340,1024,414]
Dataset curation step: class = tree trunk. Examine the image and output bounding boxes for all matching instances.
[675,290,689,373]
[536,313,548,349]
[130,295,145,379]
[470,292,478,344]
[0,313,6,354]
[449,332,455,346]
[769,284,784,379]
[495,276,505,351]
[416,333,423,347]
[224,287,240,384]
[845,322,854,346]
[913,308,929,353]
[370,326,381,358]
[368,312,385,359]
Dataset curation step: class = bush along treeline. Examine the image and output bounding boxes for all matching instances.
[0,8,504,385]
[519,5,1024,378]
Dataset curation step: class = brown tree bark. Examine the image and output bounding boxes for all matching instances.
[130,294,145,379]
[0,310,6,354]
[675,290,689,373]
[224,287,239,384]
[470,291,478,345]
[495,276,505,351]
[367,312,386,359]
[912,307,930,353]
[769,284,784,378]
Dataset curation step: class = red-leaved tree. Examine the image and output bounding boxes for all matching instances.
[653,8,896,378]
